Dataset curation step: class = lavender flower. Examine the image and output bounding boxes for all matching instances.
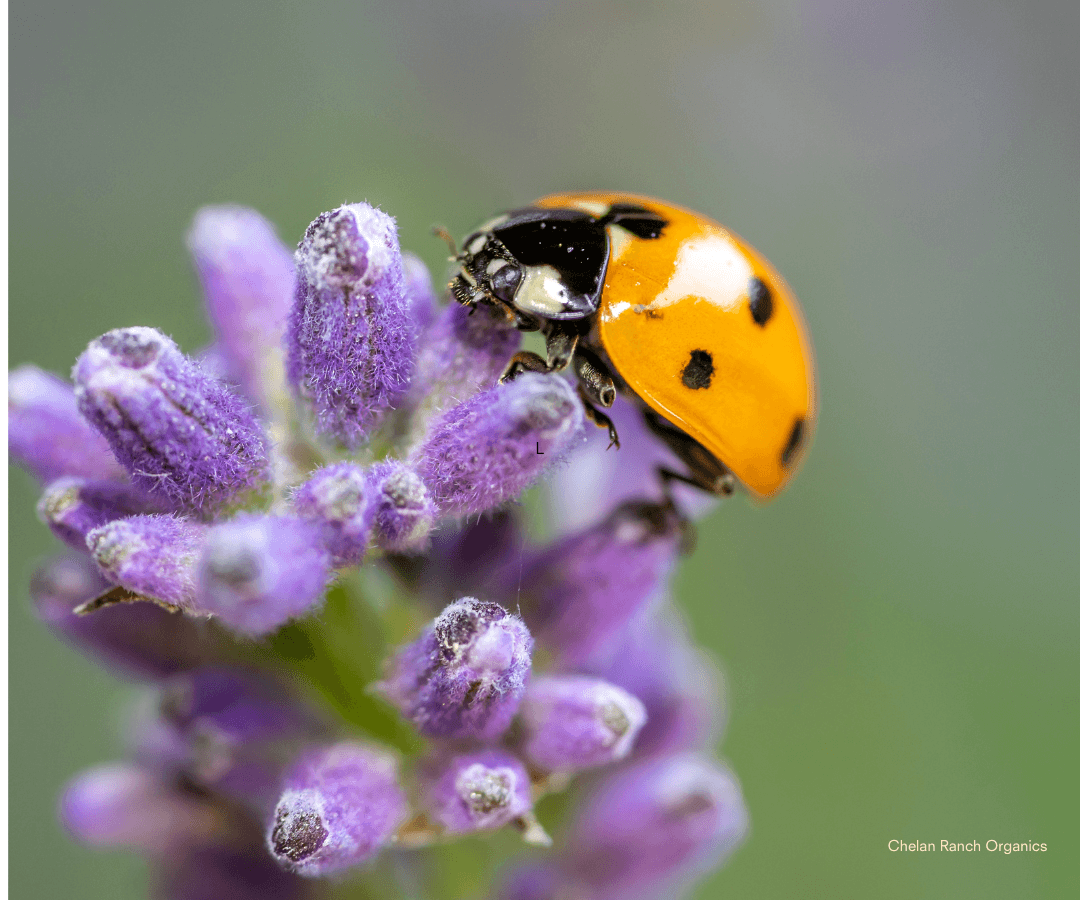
[31,554,209,678]
[73,327,270,517]
[87,514,208,612]
[287,203,416,447]
[366,459,437,553]
[187,206,295,410]
[268,742,408,877]
[37,476,160,550]
[420,749,533,835]
[380,598,533,740]
[8,364,125,483]
[516,675,647,774]
[517,500,683,666]
[560,754,749,900]
[414,372,584,519]
[196,515,331,637]
[292,463,374,567]
[15,199,757,900]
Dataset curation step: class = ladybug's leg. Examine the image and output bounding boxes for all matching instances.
[641,407,737,498]
[501,328,579,381]
[576,385,620,449]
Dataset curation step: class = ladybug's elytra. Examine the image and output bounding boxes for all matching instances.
[449,192,816,500]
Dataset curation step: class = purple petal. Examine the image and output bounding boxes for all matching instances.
[419,749,532,834]
[405,301,520,438]
[197,514,331,637]
[414,372,584,519]
[590,603,724,758]
[292,463,374,567]
[268,742,408,877]
[37,476,161,550]
[379,597,533,741]
[8,365,123,483]
[516,675,647,774]
[60,763,225,857]
[563,754,749,900]
[517,501,682,666]
[286,203,417,447]
[402,251,439,337]
[31,554,210,678]
[72,327,270,518]
[187,206,295,410]
[87,514,208,612]
[366,459,436,553]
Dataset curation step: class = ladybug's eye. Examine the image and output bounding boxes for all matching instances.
[487,260,522,303]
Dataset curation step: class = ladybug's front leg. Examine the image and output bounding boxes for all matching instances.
[500,329,579,381]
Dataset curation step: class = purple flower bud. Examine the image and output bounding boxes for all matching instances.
[516,675,647,774]
[405,301,520,437]
[292,463,373,567]
[187,206,295,410]
[562,754,749,900]
[8,365,123,483]
[60,763,226,856]
[367,459,436,553]
[592,604,723,758]
[31,554,210,678]
[87,514,208,612]
[413,509,521,600]
[159,845,310,900]
[414,373,584,519]
[72,327,270,518]
[519,501,681,666]
[37,477,160,550]
[420,749,532,834]
[287,204,416,447]
[380,598,533,740]
[402,251,439,337]
[268,742,407,877]
[131,668,320,810]
[197,514,331,637]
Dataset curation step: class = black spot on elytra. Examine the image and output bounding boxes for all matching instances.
[781,418,805,468]
[748,277,773,326]
[681,350,714,390]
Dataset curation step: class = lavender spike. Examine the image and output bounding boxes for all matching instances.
[287,203,417,447]
[72,327,270,517]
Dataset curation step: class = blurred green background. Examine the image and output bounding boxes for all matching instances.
[10,0,1079,897]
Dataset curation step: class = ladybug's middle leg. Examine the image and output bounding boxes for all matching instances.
[573,347,620,448]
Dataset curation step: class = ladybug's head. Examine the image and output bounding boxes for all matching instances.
[450,228,523,310]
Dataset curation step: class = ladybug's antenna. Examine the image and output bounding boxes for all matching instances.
[431,225,458,258]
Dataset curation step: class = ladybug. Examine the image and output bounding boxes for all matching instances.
[449,192,816,500]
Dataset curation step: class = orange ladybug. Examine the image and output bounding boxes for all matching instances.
[450,192,816,500]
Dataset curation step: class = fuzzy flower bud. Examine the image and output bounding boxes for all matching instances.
[37,477,159,550]
[402,251,439,337]
[197,515,331,637]
[292,463,373,567]
[287,203,416,447]
[31,554,209,678]
[268,742,407,877]
[405,301,521,438]
[380,598,533,741]
[520,501,682,666]
[516,675,647,774]
[186,205,295,409]
[87,514,208,612]
[60,763,227,857]
[72,327,270,517]
[8,364,124,483]
[366,459,436,553]
[562,754,749,900]
[414,372,584,519]
[420,749,533,835]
